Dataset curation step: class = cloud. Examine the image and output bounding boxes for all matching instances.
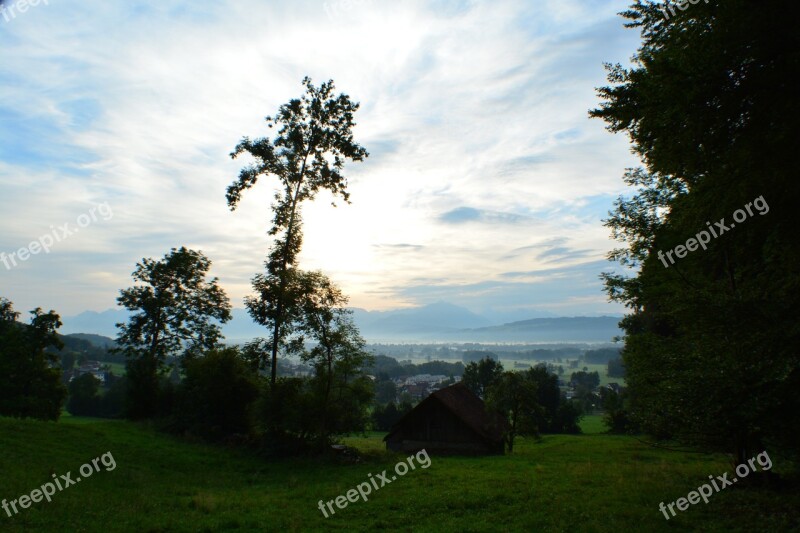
[0,0,641,318]
[438,207,530,225]
[372,243,425,251]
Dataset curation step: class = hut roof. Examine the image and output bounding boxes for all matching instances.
[384,382,509,444]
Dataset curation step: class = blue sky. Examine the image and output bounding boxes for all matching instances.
[0,0,642,319]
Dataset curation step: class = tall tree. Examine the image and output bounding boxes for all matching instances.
[591,1,800,464]
[293,271,375,447]
[227,77,368,385]
[486,371,541,453]
[0,298,66,420]
[526,363,577,433]
[115,247,231,419]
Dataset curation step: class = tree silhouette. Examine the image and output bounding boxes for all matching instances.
[227,77,368,385]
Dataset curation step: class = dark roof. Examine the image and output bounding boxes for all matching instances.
[384,383,509,443]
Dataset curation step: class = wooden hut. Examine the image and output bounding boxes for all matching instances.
[384,382,508,455]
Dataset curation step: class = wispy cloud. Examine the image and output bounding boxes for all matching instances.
[439,207,530,225]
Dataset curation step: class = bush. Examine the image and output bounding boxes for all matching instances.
[171,348,259,442]
[553,400,583,434]
[601,387,635,434]
[253,377,318,455]
[67,374,135,418]
[124,354,161,420]
[66,374,102,416]
[100,377,127,418]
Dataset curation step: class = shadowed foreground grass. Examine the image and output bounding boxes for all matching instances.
[0,417,798,532]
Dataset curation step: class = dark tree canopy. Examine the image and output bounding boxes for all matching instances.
[115,246,232,366]
[486,370,541,453]
[0,298,66,421]
[461,357,504,399]
[592,0,800,463]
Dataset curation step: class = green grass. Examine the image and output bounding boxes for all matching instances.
[579,414,607,434]
[103,362,126,376]
[1,417,798,532]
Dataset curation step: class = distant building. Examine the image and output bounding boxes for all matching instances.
[384,383,509,455]
[70,365,108,384]
[397,374,452,400]
[405,374,448,385]
[402,383,430,401]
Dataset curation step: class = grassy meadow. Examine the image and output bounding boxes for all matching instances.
[1,416,798,532]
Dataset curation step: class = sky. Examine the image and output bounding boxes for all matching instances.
[0,0,643,321]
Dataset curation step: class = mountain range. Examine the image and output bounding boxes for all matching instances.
[60,302,623,344]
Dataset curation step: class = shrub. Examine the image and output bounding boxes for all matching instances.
[171,347,259,442]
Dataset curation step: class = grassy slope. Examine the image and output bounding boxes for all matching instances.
[1,417,798,532]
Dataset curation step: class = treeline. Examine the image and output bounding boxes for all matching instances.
[367,354,464,379]
[366,343,622,363]
[509,347,583,361]
[584,347,622,364]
